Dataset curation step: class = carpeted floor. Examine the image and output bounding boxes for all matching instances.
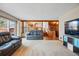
[12,38,77,56]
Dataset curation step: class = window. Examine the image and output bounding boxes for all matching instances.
[0,17,17,35]
[9,20,17,35]
[0,17,9,32]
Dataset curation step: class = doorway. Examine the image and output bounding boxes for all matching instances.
[21,20,59,40]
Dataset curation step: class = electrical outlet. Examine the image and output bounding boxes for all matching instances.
[60,37,62,39]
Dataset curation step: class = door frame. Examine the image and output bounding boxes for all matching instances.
[20,20,59,39]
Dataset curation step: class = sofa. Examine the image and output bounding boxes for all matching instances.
[0,32,22,56]
[27,30,43,40]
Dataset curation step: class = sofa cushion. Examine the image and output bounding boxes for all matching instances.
[0,32,11,45]
[27,30,43,40]
[0,43,12,50]
[28,30,43,35]
[0,40,19,50]
[9,40,19,44]
[0,36,11,45]
[0,36,3,45]
[4,35,11,42]
[36,30,43,35]
[1,36,6,43]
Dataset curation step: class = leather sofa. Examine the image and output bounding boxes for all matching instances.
[27,30,43,40]
[0,32,22,56]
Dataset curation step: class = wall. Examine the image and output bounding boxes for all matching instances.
[0,10,19,21]
[59,6,79,41]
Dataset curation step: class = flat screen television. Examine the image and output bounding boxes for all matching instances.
[65,18,79,35]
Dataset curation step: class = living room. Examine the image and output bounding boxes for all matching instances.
[0,3,79,56]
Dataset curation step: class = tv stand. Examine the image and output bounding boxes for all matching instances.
[63,35,79,55]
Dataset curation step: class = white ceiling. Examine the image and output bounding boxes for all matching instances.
[0,3,79,20]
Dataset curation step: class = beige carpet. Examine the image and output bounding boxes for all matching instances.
[12,38,77,56]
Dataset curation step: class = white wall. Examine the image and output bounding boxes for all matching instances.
[59,6,79,41]
[0,10,19,21]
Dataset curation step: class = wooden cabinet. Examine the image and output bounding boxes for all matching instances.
[47,31,56,40]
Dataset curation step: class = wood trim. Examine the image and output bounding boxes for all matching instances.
[16,21,18,35]
[21,21,24,34]
[21,20,59,22]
